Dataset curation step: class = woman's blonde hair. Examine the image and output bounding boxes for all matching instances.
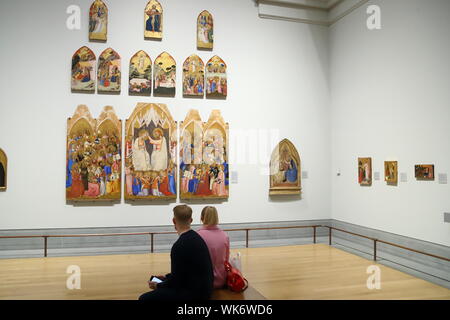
[201,206,219,226]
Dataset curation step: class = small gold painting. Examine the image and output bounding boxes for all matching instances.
[144,0,163,40]
[358,157,372,186]
[269,139,301,195]
[384,161,398,185]
[197,10,213,50]
[0,148,7,191]
[89,0,108,41]
[415,164,434,180]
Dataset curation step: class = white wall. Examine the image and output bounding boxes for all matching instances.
[330,0,450,245]
[0,0,331,229]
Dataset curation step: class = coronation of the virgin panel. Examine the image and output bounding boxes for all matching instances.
[125,103,177,200]
[144,0,163,40]
[71,46,96,92]
[89,0,108,41]
[206,55,227,99]
[183,54,205,97]
[180,110,229,200]
[66,105,122,201]
[129,50,152,95]
[197,10,213,50]
[0,148,7,191]
[154,52,176,96]
[98,48,121,93]
[269,139,301,195]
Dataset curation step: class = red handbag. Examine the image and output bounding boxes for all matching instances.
[224,261,248,292]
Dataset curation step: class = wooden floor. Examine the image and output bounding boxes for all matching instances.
[0,244,448,300]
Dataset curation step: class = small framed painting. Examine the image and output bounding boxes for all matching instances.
[144,0,163,40]
[384,161,398,185]
[154,52,176,96]
[206,55,227,99]
[0,148,7,191]
[415,164,434,180]
[129,50,152,95]
[197,10,213,50]
[183,54,205,97]
[358,157,372,186]
[98,48,121,93]
[269,139,301,195]
[89,0,108,41]
[71,46,96,92]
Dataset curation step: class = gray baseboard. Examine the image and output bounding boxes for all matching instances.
[329,219,450,289]
[0,219,448,290]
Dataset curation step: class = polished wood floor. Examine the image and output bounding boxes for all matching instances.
[0,244,448,300]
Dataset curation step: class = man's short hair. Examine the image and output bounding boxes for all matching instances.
[173,204,193,225]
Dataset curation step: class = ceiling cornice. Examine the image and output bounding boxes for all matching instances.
[256,0,369,26]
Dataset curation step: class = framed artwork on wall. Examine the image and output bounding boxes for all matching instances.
[384,161,398,185]
[89,0,108,41]
[71,46,96,92]
[66,105,122,201]
[206,55,227,99]
[124,103,177,201]
[0,148,7,191]
[154,52,176,96]
[197,10,213,50]
[183,54,205,97]
[129,50,152,96]
[144,0,163,40]
[358,157,372,186]
[415,164,435,180]
[180,110,229,200]
[269,139,301,195]
[98,48,121,93]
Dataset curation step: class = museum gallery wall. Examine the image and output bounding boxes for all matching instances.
[2,0,448,247]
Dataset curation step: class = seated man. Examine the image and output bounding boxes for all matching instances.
[139,205,214,301]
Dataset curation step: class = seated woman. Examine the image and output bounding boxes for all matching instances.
[196,206,230,289]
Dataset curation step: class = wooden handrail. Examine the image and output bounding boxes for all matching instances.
[320,225,450,262]
[0,225,448,263]
[0,225,319,257]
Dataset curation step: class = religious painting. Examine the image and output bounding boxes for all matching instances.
[89,0,108,41]
[154,52,176,96]
[358,157,372,186]
[98,48,121,93]
[197,10,213,50]
[384,161,398,185]
[415,164,435,180]
[66,105,122,201]
[0,148,7,191]
[144,0,163,40]
[206,56,227,99]
[129,50,152,95]
[125,103,177,200]
[183,54,205,97]
[269,139,301,195]
[71,46,96,92]
[180,110,229,200]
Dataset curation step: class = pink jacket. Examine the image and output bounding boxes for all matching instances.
[197,225,230,289]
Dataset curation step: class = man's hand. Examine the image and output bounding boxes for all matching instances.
[147,281,158,290]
